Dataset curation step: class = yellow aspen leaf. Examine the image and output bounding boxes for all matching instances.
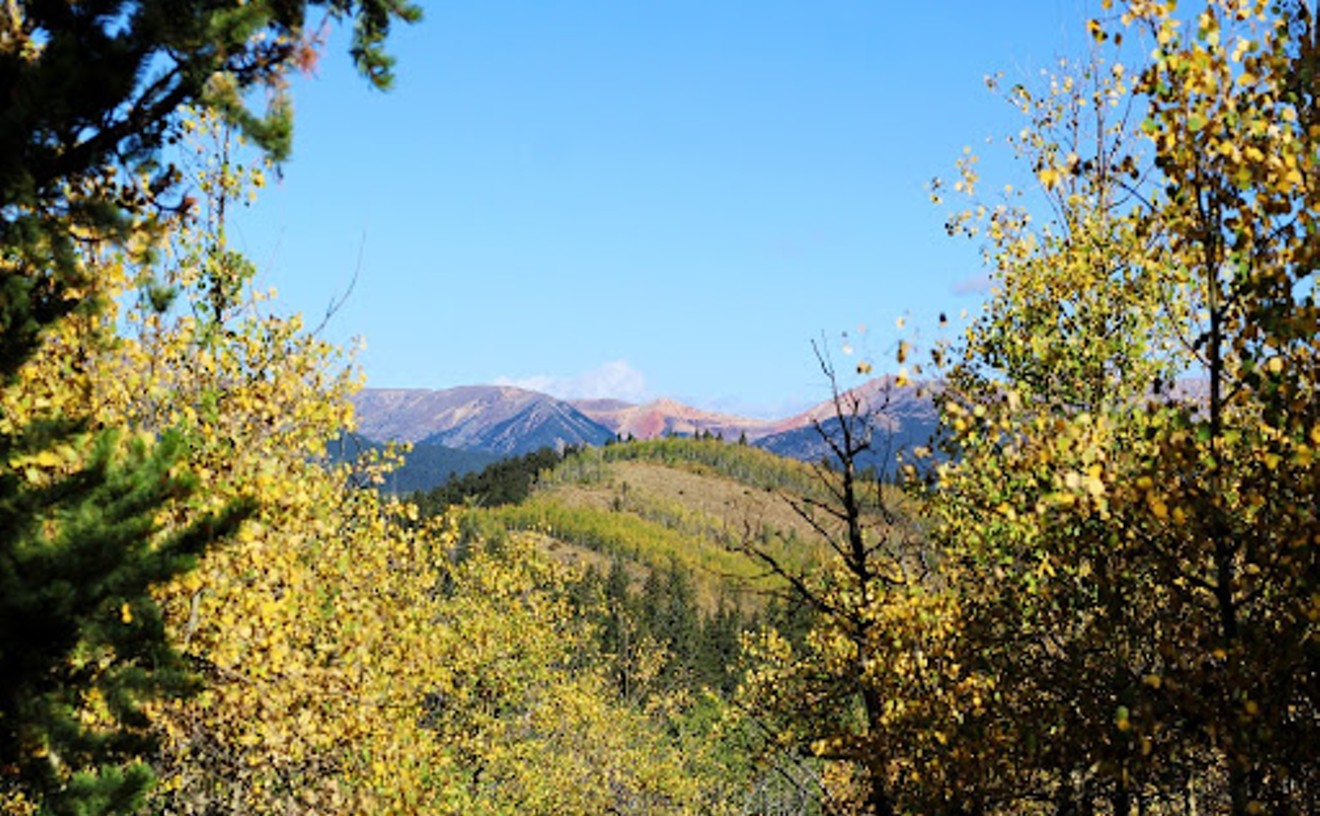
[1084,475,1105,498]
[1038,556,1056,578]
[1150,498,1169,521]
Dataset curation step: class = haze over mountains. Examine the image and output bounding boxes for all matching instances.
[350,377,941,490]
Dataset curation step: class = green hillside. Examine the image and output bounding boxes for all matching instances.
[426,439,832,605]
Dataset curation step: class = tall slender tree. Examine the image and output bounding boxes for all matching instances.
[928,2,1317,812]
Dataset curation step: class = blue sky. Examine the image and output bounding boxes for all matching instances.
[230,1,1105,417]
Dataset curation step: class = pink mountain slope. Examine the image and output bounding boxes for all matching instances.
[569,398,782,442]
[768,375,939,435]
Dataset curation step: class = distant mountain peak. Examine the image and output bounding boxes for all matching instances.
[570,396,781,442]
[352,377,941,481]
[352,385,615,455]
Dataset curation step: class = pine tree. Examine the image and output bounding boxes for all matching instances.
[0,430,251,814]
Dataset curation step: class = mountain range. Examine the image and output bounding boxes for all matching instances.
[350,378,941,491]
[352,386,618,453]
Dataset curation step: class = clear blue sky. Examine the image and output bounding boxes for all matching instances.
[230,1,1104,417]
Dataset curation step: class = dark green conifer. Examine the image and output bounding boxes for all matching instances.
[0,428,252,812]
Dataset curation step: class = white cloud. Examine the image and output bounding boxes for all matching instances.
[952,272,993,295]
[497,360,648,402]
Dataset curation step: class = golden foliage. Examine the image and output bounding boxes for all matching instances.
[4,113,737,813]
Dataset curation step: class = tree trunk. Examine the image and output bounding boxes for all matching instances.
[861,686,896,816]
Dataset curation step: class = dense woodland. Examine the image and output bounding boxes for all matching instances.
[1,1,1316,814]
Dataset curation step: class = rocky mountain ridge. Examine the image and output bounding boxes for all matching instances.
[351,386,616,456]
[569,397,782,442]
[351,377,941,468]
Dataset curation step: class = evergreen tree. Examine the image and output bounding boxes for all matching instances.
[0,430,252,814]
[659,560,700,678]
[697,594,745,695]
[601,557,634,696]
[411,446,567,515]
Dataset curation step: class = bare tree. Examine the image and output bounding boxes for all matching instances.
[736,343,937,816]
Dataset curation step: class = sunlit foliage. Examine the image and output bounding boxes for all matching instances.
[919,1,1317,813]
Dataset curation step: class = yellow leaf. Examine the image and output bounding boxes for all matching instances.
[32,450,62,467]
[1038,556,1056,578]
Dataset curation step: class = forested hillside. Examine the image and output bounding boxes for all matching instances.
[331,433,501,493]
[2,2,1314,815]
[424,437,831,700]
[421,437,836,603]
